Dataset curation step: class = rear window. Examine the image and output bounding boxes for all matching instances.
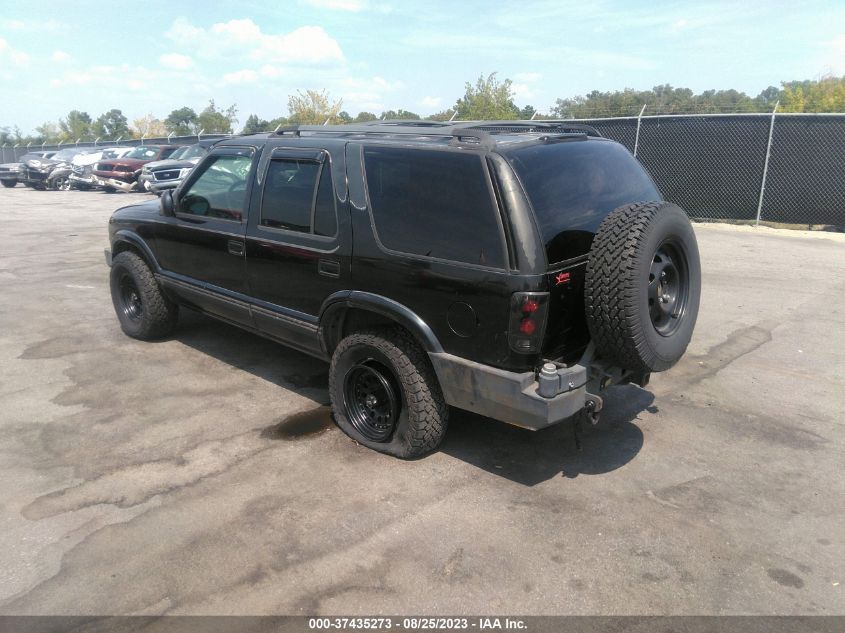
[363,147,505,269]
[506,140,660,264]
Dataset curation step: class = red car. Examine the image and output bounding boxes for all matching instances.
[93,145,179,192]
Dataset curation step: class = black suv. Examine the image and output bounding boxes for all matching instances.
[105,121,701,458]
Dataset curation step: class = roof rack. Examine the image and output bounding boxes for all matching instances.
[267,120,602,148]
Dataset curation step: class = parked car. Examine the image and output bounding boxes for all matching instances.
[22,148,99,190]
[138,140,218,194]
[105,121,701,458]
[0,151,56,188]
[93,145,179,192]
[69,147,134,190]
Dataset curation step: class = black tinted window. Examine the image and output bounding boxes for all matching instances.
[364,147,504,268]
[261,158,337,236]
[506,140,660,263]
[314,167,337,237]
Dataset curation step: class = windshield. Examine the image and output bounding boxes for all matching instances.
[125,146,160,160]
[167,146,191,160]
[506,140,661,264]
[181,145,207,160]
[52,148,82,161]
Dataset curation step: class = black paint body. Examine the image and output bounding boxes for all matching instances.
[108,129,660,371]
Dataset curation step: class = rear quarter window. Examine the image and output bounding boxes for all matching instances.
[363,146,506,269]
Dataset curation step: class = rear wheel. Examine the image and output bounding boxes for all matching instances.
[51,175,71,191]
[109,251,178,340]
[585,202,701,372]
[329,328,447,458]
[1,180,16,188]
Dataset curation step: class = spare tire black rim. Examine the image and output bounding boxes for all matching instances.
[648,239,689,337]
[118,273,143,322]
[344,361,399,442]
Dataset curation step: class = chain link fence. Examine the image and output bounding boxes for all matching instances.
[3,114,845,227]
[0,134,231,164]
[576,112,845,227]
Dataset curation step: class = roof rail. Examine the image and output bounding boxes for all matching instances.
[272,124,302,136]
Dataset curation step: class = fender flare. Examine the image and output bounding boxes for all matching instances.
[319,291,443,355]
[111,229,161,272]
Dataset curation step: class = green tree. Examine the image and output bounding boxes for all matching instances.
[35,122,61,143]
[196,100,237,134]
[288,89,343,125]
[92,109,130,140]
[241,114,269,134]
[519,105,536,119]
[59,110,93,142]
[453,72,520,120]
[426,109,456,122]
[337,111,353,124]
[353,111,378,122]
[380,109,420,120]
[164,107,199,135]
[780,75,845,112]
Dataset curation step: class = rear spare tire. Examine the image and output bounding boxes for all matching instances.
[585,201,701,372]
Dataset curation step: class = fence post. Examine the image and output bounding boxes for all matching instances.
[633,104,647,157]
[755,101,779,226]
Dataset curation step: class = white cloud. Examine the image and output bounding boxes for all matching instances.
[52,50,71,62]
[511,83,535,100]
[159,53,194,70]
[1,18,62,32]
[668,18,689,34]
[420,96,443,109]
[0,38,29,65]
[223,69,259,84]
[167,18,343,65]
[821,34,845,74]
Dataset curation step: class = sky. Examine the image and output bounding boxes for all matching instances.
[1,0,844,134]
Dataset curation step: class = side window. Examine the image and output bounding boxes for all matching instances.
[178,150,254,222]
[260,157,337,237]
[363,147,505,268]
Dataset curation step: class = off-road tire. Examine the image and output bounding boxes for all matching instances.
[585,201,701,372]
[1,180,16,188]
[329,328,448,459]
[109,251,178,340]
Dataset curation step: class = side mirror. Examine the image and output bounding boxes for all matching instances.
[160,189,175,216]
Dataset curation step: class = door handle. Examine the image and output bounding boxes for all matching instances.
[227,240,245,256]
[318,259,340,278]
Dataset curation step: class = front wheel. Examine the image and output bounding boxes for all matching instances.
[51,175,71,191]
[109,251,178,340]
[1,180,16,188]
[329,328,448,458]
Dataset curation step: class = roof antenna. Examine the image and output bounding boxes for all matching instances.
[530,111,538,121]
[274,123,283,133]
[323,117,330,126]
[449,110,458,122]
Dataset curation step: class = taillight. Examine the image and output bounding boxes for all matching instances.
[508,292,549,353]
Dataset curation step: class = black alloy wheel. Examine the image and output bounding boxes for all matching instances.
[648,239,690,337]
[343,360,400,442]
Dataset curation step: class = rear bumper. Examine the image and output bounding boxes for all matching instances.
[428,353,588,430]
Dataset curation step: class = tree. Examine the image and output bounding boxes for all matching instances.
[287,89,343,125]
[35,122,61,143]
[132,114,167,138]
[380,109,420,120]
[92,109,130,140]
[241,114,270,134]
[164,107,199,135]
[780,75,845,112]
[426,109,456,122]
[519,105,536,120]
[337,111,353,124]
[59,110,93,142]
[453,73,520,120]
[197,100,237,134]
[353,111,378,122]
